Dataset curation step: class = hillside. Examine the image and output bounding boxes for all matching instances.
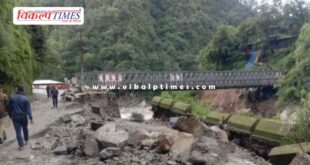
[41,0,251,77]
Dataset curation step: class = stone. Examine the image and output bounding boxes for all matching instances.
[95,123,129,148]
[167,160,178,165]
[90,122,103,131]
[31,142,43,150]
[130,112,144,122]
[99,147,121,160]
[52,145,68,155]
[91,105,101,114]
[128,129,150,146]
[174,117,201,134]
[60,115,72,123]
[152,134,174,154]
[65,95,74,102]
[71,114,86,126]
[210,126,229,142]
[83,139,100,157]
[290,153,310,165]
[170,133,196,162]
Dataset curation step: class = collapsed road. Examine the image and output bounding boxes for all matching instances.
[0,89,272,165]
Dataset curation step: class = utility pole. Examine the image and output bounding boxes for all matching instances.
[80,28,84,86]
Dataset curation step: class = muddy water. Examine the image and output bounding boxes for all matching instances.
[119,100,153,120]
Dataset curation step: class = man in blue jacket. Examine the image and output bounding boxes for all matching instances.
[9,84,33,150]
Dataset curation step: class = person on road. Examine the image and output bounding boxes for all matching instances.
[0,82,9,144]
[9,84,33,150]
[46,85,51,98]
[51,86,59,108]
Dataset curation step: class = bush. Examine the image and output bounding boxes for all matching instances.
[282,94,310,144]
[160,91,212,118]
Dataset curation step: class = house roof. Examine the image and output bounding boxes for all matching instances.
[32,80,63,85]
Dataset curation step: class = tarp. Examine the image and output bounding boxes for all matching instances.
[245,51,257,70]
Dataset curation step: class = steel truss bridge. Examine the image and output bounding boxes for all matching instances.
[79,71,282,90]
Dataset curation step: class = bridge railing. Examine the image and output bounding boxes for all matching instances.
[77,71,282,89]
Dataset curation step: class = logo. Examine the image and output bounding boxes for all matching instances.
[13,7,84,25]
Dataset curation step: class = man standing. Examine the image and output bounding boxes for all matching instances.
[0,82,9,144]
[46,85,51,98]
[51,86,59,108]
[9,84,33,150]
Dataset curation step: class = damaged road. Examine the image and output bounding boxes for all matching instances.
[0,91,270,165]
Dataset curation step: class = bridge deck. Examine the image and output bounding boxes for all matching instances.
[79,71,282,90]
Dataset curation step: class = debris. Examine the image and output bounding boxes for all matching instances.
[60,115,72,123]
[99,147,121,160]
[174,117,202,134]
[128,129,150,146]
[95,123,129,148]
[170,133,196,162]
[152,134,174,154]
[83,139,99,157]
[52,145,68,155]
[210,126,229,142]
[290,153,310,165]
[71,114,86,126]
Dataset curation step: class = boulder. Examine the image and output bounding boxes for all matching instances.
[152,134,174,154]
[53,145,68,155]
[170,133,196,162]
[174,117,201,134]
[130,112,144,122]
[128,129,150,146]
[210,126,229,142]
[99,147,121,160]
[71,114,86,126]
[90,122,103,131]
[60,115,72,123]
[83,139,99,157]
[290,153,310,165]
[95,123,129,148]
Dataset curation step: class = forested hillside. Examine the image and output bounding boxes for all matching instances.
[0,1,44,93]
[41,0,251,78]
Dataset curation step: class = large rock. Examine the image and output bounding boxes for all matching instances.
[174,117,201,134]
[152,134,174,154]
[83,139,99,157]
[53,145,68,155]
[290,153,310,165]
[128,129,150,146]
[71,114,86,126]
[95,123,129,148]
[210,126,229,142]
[99,147,120,160]
[170,133,196,162]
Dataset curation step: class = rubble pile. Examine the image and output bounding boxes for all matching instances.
[29,92,269,165]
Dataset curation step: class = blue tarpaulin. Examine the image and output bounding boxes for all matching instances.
[245,51,257,70]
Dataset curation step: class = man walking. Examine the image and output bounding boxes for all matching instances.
[9,84,33,150]
[51,86,59,108]
[0,82,9,144]
[46,85,51,98]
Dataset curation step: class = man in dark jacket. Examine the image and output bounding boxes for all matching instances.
[0,82,9,144]
[46,85,51,98]
[9,84,33,150]
[51,86,59,108]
